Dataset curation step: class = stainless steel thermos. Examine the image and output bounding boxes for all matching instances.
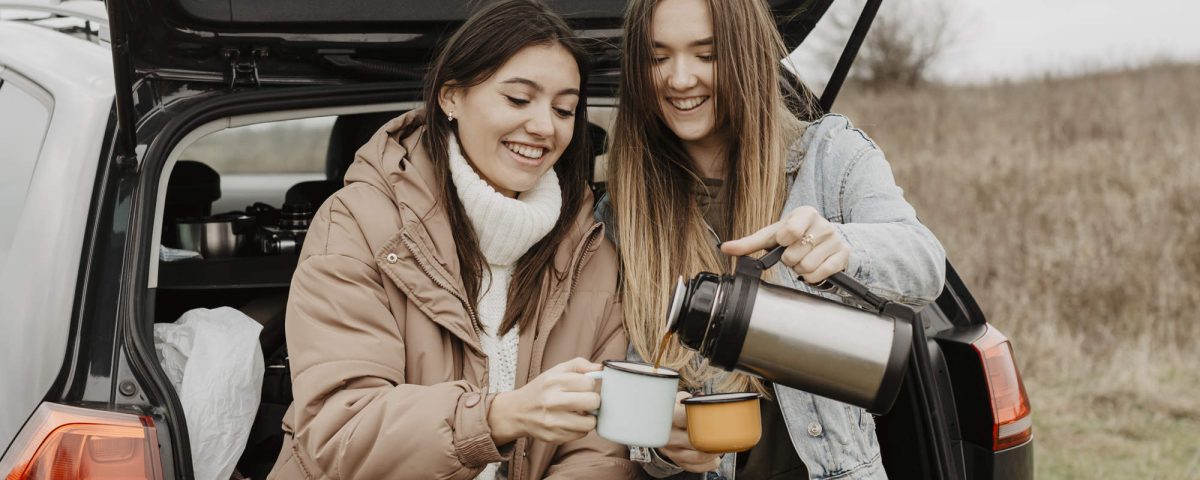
[665,245,915,415]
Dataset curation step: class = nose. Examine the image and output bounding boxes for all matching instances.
[525,106,555,138]
[667,59,699,91]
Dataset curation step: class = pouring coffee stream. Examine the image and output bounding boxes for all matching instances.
[651,334,671,372]
[661,244,917,415]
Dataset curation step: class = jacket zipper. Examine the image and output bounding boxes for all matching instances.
[398,232,482,336]
[536,223,602,345]
[514,223,603,480]
[566,225,603,300]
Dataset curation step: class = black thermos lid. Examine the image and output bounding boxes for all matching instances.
[708,272,758,370]
[673,273,720,351]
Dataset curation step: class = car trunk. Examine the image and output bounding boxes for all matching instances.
[102,0,836,154]
[98,0,948,478]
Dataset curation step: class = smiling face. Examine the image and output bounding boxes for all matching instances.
[651,0,719,152]
[439,42,581,197]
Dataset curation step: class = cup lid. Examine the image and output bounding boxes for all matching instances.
[680,392,761,404]
[602,360,681,378]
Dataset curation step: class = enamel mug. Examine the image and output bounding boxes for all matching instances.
[585,360,680,447]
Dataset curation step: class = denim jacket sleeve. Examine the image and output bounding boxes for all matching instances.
[785,114,946,307]
[594,192,619,246]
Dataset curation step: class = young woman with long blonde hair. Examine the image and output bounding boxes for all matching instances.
[599,0,946,478]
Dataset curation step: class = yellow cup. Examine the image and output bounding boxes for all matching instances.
[681,392,762,454]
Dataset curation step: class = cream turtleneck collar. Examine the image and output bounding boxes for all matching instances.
[447,133,562,267]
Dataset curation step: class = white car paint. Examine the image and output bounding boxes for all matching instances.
[0,17,113,447]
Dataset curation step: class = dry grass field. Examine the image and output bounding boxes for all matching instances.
[835,63,1200,479]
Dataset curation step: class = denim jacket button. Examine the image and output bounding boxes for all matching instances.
[807,422,823,437]
[385,252,399,264]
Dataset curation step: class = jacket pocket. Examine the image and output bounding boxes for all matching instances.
[844,404,881,466]
[813,396,880,469]
[778,387,884,479]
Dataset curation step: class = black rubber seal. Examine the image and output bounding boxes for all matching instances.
[677,273,719,351]
[681,392,761,404]
[711,273,757,370]
[602,360,681,378]
[868,303,915,415]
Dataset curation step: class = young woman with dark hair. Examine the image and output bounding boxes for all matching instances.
[269,1,638,478]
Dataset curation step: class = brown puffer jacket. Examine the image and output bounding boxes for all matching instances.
[267,112,640,479]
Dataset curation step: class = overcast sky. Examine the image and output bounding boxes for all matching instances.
[791,0,1200,88]
[936,0,1200,83]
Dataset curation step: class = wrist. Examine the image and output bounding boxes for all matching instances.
[652,447,683,468]
[488,391,522,446]
[632,447,685,478]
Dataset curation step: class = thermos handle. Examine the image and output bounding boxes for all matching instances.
[815,272,889,312]
[755,245,890,313]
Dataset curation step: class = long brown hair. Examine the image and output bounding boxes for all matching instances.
[422,0,592,334]
[610,0,813,393]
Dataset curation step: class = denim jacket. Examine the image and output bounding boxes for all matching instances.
[596,114,947,480]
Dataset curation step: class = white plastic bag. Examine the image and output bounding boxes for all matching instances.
[154,307,264,480]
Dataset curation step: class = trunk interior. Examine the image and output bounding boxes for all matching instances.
[148,106,415,478]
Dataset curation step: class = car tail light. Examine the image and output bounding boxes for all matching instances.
[1,403,163,480]
[972,325,1033,451]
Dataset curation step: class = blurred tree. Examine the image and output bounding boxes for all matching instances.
[827,0,962,89]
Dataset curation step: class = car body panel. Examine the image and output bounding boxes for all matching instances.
[0,0,108,22]
[965,439,1035,478]
[0,19,114,448]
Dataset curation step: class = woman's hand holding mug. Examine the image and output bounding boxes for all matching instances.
[721,206,851,285]
[489,357,602,445]
[658,391,722,473]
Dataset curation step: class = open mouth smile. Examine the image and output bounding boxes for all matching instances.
[503,141,547,160]
[667,95,709,112]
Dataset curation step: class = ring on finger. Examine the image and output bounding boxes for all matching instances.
[798,233,815,247]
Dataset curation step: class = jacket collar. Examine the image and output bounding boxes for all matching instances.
[351,112,605,352]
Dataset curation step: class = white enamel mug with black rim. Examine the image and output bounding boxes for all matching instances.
[585,360,680,447]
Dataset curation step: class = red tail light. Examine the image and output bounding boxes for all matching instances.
[972,325,1033,451]
[1,403,163,480]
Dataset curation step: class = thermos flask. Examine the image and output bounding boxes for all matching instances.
[665,245,915,415]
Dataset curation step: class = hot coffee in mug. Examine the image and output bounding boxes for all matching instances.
[585,360,680,447]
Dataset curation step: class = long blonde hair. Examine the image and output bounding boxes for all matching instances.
[610,0,813,393]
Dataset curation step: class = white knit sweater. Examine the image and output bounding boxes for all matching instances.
[449,135,561,480]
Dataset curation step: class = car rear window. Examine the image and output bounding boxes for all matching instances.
[183,116,335,175]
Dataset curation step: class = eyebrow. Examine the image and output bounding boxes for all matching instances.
[652,37,715,49]
[500,77,580,97]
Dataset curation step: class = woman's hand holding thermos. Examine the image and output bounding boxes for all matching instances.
[721,206,852,284]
